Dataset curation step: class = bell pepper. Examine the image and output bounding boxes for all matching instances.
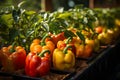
[25,50,51,77]
[53,45,75,70]
[57,40,66,50]
[30,38,42,53]
[71,37,82,44]
[81,30,92,38]
[30,34,55,55]
[75,44,93,58]
[85,38,100,52]
[95,26,103,34]
[75,31,93,58]
[50,32,66,47]
[57,37,76,54]
[98,28,115,45]
[0,42,26,72]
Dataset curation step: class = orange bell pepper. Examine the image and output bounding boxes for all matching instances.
[75,44,93,58]
[57,37,76,54]
[50,32,66,47]
[75,31,93,59]
[30,34,55,55]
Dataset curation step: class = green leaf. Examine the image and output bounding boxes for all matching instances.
[1,13,13,27]
[57,18,69,28]
[9,28,19,42]
[64,30,76,38]
[24,10,36,16]
[49,21,61,34]
[57,12,71,19]
[41,22,49,32]
[43,12,49,21]
[18,1,26,8]
[76,31,85,41]
[12,10,20,22]
[26,29,34,38]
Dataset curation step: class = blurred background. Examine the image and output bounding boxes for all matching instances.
[0,0,120,12]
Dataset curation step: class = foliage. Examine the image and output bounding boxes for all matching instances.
[0,2,119,52]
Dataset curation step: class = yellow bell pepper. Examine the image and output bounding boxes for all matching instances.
[53,45,75,70]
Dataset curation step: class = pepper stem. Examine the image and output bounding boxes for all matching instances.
[90,32,98,40]
[63,45,72,54]
[40,33,49,46]
[9,42,16,53]
[76,31,85,45]
[38,50,50,57]
[65,37,72,44]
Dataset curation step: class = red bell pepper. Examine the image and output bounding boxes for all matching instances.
[50,32,66,47]
[0,43,26,72]
[25,50,51,77]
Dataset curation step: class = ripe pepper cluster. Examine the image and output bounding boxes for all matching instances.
[24,23,120,77]
[0,5,120,78]
[1,24,120,77]
[25,30,100,77]
[0,23,119,77]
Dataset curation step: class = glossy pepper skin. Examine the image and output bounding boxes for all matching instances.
[85,38,100,52]
[50,32,66,47]
[75,31,93,59]
[57,37,76,54]
[53,45,75,70]
[30,38,42,53]
[30,34,55,55]
[25,50,51,77]
[75,44,93,59]
[0,44,26,72]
